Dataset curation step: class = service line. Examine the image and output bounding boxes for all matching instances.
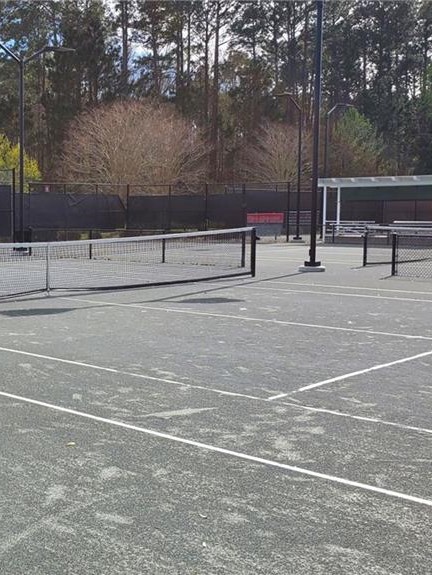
[0,345,431,436]
[293,349,432,393]
[240,285,432,304]
[1,389,431,508]
[62,296,432,342]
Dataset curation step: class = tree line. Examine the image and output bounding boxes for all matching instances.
[0,0,431,186]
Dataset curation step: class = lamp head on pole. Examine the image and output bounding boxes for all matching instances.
[24,45,76,63]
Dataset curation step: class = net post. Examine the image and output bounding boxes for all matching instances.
[251,228,256,277]
[45,244,51,295]
[241,230,246,268]
[362,230,368,266]
[391,233,397,276]
[285,182,290,242]
[89,229,93,259]
[162,237,166,263]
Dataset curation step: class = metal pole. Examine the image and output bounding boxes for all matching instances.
[11,168,16,241]
[363,231,368,267]
[251,227,256,277]
[204,182,209,230]
[304,0,324,269]
[391,233,397,276]
[324,114,329,179]
[242,182,247,227]
[336,187,341,231]
[322,185,327,241]
[294,108,302,240]
[320,116,330,240]
[19,59,25,242]
[274,92,303,241]
[285,181,290,242]
[126,183,130,229]
[168,185,172,232]
[0,43,74,243]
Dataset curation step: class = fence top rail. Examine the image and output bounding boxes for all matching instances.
[328,221,375,226]
[392,221,432,226]
[28,180,291,188]
[0,227,255,250]
[366,225,432,233]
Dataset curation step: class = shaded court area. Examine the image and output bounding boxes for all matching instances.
[0,241,431,574]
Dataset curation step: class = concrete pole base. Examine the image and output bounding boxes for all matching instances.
[298,264,326,272]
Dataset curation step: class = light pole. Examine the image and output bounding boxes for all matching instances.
[320,103,355,239]
[0,43,75,242]
[275,92,303,241]
[301,0,324,271]
[324,103,355,178]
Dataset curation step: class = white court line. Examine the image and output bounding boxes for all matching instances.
[293,350,432,393]
[1,389,431,508]
[267,392,288,401]
[239,285,432,304]
[258,257,354,265]
[0,345,431,436]
[0,345,261,402]
[61,297,432,341]
[265,281,432,296]
[279,399,432,436]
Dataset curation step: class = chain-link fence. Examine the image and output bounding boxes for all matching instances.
[392,232,432,278]
[362,227,394,266]
[20,181,293,239]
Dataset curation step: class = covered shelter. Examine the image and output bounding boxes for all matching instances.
[319,175,432,231]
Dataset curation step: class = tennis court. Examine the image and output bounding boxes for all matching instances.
[0,239,431,574]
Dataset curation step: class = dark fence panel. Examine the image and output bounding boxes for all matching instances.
[127,196,170,230]
[245,190,288,213]
[10,182,320,236]
[0,185,12,239]
[169,195,206,229]
[22,192,125,230]
[383,200,416,223]
[127,188,290,231]
[415,200,432,220]
[340,200,382,222]
[207,194,245,228]
[331,198,432,226]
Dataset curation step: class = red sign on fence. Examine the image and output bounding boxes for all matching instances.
[247,212,284,224]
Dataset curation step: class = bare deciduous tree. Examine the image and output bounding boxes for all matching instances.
[57,100,207,191]
[238,122,312,183]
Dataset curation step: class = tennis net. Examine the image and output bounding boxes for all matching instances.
[0,227,256,298]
